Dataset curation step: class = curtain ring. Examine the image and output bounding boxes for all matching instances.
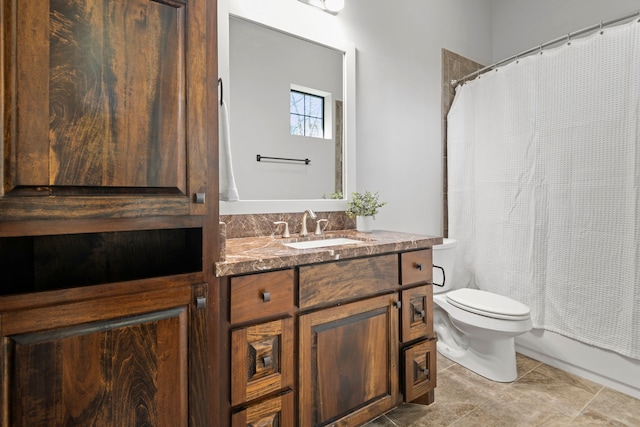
[566,33,571,45]
[539,44,543,55]
[600,21,604,35]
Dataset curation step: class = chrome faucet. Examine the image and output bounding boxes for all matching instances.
[300,208,317,237]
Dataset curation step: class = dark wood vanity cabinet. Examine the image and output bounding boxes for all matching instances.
[223,248,437,427]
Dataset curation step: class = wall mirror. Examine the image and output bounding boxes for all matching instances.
[219,4,356,214]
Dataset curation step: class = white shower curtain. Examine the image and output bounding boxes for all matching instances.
[447,20,640,359]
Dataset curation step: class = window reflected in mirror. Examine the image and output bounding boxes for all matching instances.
[229,16,344,200]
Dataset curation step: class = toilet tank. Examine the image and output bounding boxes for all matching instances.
[432,238,457,294]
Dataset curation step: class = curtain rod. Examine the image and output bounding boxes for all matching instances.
[452,9,640,87]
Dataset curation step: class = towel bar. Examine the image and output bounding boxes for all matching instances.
[256,155,310,165]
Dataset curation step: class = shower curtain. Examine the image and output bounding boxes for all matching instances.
[447,20,640,359]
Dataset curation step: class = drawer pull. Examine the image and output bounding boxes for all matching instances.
[415,263,424,271]
[393,300,402,309]
[414,308,425,318]
[194,192,206,204]
[261,291,271,302]
[262,355,272,368]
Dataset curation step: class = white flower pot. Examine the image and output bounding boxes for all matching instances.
[356,216,374,233]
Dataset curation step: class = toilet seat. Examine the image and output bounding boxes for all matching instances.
[446,288,530,320]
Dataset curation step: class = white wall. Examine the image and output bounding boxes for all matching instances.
[490,0,640,400]
[491,0,640,61]
[339,0,493,235]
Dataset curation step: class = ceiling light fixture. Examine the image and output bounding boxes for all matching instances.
[323,0,344,13]
[298,0,344,15]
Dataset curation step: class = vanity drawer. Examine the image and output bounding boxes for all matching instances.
[400,249,432,286]
[231,390,294,427]
[230,269,294,325]
[298,254,398,310]
[231,318,294,406]
[403,338,437,402]
[401,285,434,342]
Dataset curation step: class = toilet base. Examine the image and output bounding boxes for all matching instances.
[437,335,518,382]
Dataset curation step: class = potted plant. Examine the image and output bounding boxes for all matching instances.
[345,190,386,232]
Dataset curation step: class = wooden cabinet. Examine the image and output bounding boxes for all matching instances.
[231,318,294,406]
[231,392,294,427]
[399,249,437,405]
[227,270,295,424]
[403,339,437,403]
[231,270,294,324]
[401,249,433,286]
[0,280,208,426]
[1,0,210,220]
[298,254,397,310]
[299,294,400,427]
[223,249,437,426]
[0,0,218,424]
[401,285,434,342]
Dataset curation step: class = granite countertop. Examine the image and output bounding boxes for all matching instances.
[216,229,443,277]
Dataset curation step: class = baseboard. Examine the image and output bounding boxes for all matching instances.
[515,329,640,400]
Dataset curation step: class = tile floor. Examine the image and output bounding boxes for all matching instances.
[366,353,640,426]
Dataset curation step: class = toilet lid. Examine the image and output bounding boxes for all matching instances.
[446,288,531,320]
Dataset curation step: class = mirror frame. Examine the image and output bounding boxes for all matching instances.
[219,1,356,214]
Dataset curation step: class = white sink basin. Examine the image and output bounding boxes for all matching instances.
[284,238,363,250]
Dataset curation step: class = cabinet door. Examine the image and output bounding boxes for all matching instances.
[231,318,294,406]
[401,285,434,342]
[403,339,437,403]
[1,0,210,220]
[231,392,294,427]
[299,294,400,427]
[0,284,196,426]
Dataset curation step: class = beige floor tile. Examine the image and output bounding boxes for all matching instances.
[510,368,597,418]
[451,408,512,427]
[533,363,603,395]
[434,365,497,409]
[437,352,457,371]
[472,387,574,426]
[569,409,630,426]
[583,387,640,426]
[442,363,513,399]
[516,353,543,378]
[365,414,400,427]
[364,354,640,427]
[383,402,460,427]
[449,406,510,427]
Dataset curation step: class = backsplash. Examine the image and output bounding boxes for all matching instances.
[220,211,355,239]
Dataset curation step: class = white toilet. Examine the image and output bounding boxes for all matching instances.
[432,238,532,382]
